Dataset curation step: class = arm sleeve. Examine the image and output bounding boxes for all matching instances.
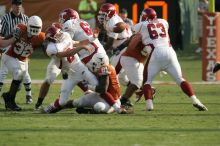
[46,43,58,57]
[0,16,7,36]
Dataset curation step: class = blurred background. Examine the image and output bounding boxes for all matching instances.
[0,0,220,54]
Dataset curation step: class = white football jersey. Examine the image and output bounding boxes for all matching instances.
[62,19,94,42]
[104,15,132,48]
[46,31,80,69]
[134,18,170,48]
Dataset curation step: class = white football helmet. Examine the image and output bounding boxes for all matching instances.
[98,3,116,24]
[27,16,42,37]
[59,8,79,24]
[89,53,109,72]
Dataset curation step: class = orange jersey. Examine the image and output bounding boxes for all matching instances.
[96,64,121,100]
[123,41,147,63]
[6,23,45,61]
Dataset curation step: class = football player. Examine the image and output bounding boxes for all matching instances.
[137,8,207,111]
[35,23,90,109]
[97,3,132,85]
[45,53,127,114]
[59,8,106,66]
[42,25,99,114]
[2,15,45,111]
[59,8,107,92]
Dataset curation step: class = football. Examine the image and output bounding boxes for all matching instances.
[113,22,127,33]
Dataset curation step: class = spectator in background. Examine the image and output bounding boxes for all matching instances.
[196,0,209,53]
[119,8,133,29]
[78,0,97,30]
[0,0,33,104]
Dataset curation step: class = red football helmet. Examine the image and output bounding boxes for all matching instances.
[46,25,61,42]
[59,8,79,24]
[140,8,157,22]
[98,3,116,24]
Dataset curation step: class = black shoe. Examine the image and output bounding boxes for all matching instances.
[35,102,42,110]
[8,101,22,111]
[213,62,220,73]
[120,98,133,107]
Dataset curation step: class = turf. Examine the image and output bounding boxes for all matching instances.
[0,51,220,146]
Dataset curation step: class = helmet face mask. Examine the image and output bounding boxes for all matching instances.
[46,25,62,43]
[59,8,79,24]
[98,3,116,24]
[89,53,109,72]
[27,16,42,37]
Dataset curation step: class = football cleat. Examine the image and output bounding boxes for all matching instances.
[192,98,208,111]
[146,99,154,111]
[2,92,22,111]
[193,104,208,111]
[26,95,33,104]
[35,103,43,110]
[42,104,62,114]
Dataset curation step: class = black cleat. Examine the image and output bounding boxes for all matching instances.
[213,62,220,73]
[2,92,21,111]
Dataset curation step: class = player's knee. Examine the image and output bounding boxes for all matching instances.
[176,78,185,86]
[119,76,129,86]
[45,77,55,85]
[13,69,24,80]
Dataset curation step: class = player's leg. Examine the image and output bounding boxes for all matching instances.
[3,55,25,111]
[0,54,9,95]
[35,62,61,109]
[120,56,143,107]
[143,59,160,111]
[167,52,208,111]
[23,70,32,104]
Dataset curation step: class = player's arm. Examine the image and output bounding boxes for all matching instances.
[0,25,22,48]
[127,33,142,51]
[0,37,16,48]
[56,45,91,58]
[88,75,109,94]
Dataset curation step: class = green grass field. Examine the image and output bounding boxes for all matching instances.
[0,51,220,146]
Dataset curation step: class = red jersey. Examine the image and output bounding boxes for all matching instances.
[6,23,45,61]
[96,64,121,100]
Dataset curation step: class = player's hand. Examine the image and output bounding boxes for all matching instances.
[13,27,21,41]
